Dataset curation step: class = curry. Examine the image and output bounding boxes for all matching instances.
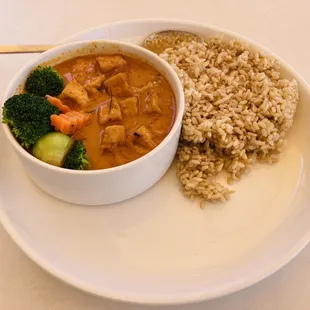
[53,54,176,170]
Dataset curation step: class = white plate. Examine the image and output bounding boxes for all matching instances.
[1,19,310,305]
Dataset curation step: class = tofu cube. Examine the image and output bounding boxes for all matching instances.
[61,80,89,107]
[84,75,106,94]
[134,125,156,149]
[113,151,130,166]
[104,73,130,97]
[146,94,162,114]
[97,55,127,73]
[72,58,93,73]
[71,59,96,85]
[150,118,171,136]
[119,97,138,117]
[101,125,126,151]
[99,97,122,125]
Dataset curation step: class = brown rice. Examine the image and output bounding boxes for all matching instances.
[159,37,299,204]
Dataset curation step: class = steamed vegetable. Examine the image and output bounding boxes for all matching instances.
[63,140,90,170]
[33,132,73,167]
[51,110,90,135]
[46,95,70,113]
[25,66,64,96]
[33,133,89,170]
[2,93,60,148]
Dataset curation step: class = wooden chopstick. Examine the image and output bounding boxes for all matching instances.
[0,45,55,54]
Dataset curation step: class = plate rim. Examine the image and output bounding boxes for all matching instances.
[1,18,310,305]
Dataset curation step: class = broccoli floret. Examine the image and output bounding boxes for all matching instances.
[25,66,64,96]
[63,140,90,170]
[2,93,60,148]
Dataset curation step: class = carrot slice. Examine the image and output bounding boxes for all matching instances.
[46,95,70,113]
[50,115,71,135]
[51,110,90,135]
[50,115,62,131]
[66,111,84,130]
[69,111,90,129]
[60,114,77,134]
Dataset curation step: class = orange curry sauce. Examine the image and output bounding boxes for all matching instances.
[54,55,176,170]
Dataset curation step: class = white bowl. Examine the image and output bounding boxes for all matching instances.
[1,40,185,205]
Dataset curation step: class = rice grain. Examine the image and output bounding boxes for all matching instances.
[160,37,299,204]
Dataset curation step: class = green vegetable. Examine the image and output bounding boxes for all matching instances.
[2,93,60,148]
[25,66,64,97]
[63,140,90,170]
[33,132,73,167]
[33,134,90,170]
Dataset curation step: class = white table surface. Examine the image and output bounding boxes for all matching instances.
[1,0,310,309]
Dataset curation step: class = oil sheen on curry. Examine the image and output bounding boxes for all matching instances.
[54,54,176,170]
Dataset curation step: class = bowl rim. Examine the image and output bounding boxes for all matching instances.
[1,39,185,175]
